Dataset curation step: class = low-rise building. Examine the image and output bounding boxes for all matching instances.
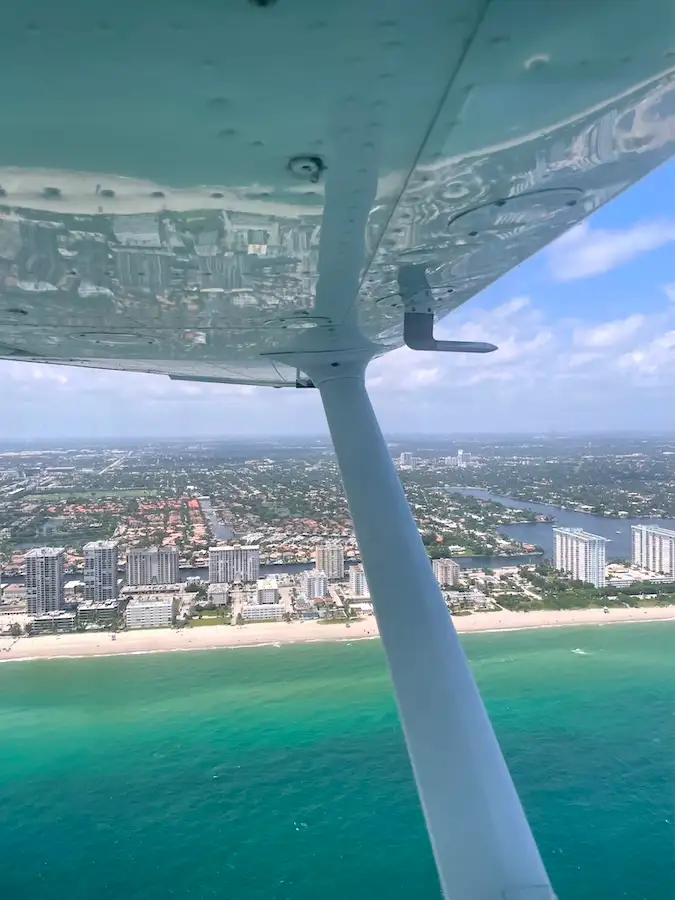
[121,583,183,597]
[241,602,285,621]
[2,583,26,604]
[207,584,230,607]
[445,589,493,612]
[30,611,77,634]
[64,579,85,602]
[350,601,374,615]
[125,596,176,629]
[77,600,120,628]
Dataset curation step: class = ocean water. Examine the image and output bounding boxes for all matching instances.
[0,623,672,900]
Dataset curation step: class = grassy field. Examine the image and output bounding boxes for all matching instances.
[187,615,231,627]
[25,489,157,502]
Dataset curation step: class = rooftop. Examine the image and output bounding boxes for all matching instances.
[78,600,120,610]
[126,596,176,607]
[553,527,608,543]
[121,583,182,594]
[24,547,65,558]
[256,576,278,590]
[210,544,260,552]
[631,524,675,537]
[127,546,178,555]
[84,540,118,551]
[34,611,76,621]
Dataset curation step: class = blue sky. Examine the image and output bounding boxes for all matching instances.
[0,161,672,439]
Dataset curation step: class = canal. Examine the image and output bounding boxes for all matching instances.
[451,488,675,560]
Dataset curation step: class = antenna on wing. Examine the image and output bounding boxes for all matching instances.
[398,265,497,353]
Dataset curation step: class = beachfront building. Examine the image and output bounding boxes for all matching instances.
[444,588,492,613]
[209,545,260,584]
[348,564,369,597]
[302,569,328,599]
[83,540,119,602]
[30,610,76,635]
[553,527,607,588]
[313,541,344,580]
[241,602,285,621]
[77,600,120,628]
[25,547,65,615]
[631,525,675,575]
[124,596,176,629]
[64,580,85,602]
[432,558,461,587]
[126,547,179,586]
[256,576,279,604]
[206,584,230,608]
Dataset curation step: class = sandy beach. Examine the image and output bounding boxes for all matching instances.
[1,606,673,662]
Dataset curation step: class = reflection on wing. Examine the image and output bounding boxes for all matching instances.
[0,0,672,383]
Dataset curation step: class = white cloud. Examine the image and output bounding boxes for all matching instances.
[617,330,675,378]
[547,219,675,281]
[573,314,645,348]
[367,292,673,426]
[0,290,672,437]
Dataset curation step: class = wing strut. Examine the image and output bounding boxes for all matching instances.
[282,351,556,900]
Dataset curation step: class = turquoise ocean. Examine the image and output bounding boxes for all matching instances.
[0,622,673,900]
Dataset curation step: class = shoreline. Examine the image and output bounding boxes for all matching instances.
[1,606,674,663]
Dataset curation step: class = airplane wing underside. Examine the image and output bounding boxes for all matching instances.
[0,0,673,385]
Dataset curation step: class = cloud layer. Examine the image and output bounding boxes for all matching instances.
[0,289,671,438]
[547,219,675,281]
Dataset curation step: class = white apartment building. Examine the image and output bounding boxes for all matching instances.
[432,558,461,587]
[25,547,65,615]
[631,525,675,575]
[209,545,260,583]
[445,588,492,612]
[349,564,369,597]
[124,596,176,629]
[83,540,118,602]
[256,576,279,604]
[126,546,179,586]
[553,527,607,588]
[207,584,230,607]
[314,541,344,580]
[77,600,120,627]
[30,610,77,634]
[302,569,328,599]
[241,602,285,621]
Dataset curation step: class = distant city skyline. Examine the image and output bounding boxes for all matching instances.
[0,428,671,447]
[0,162,672,439]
